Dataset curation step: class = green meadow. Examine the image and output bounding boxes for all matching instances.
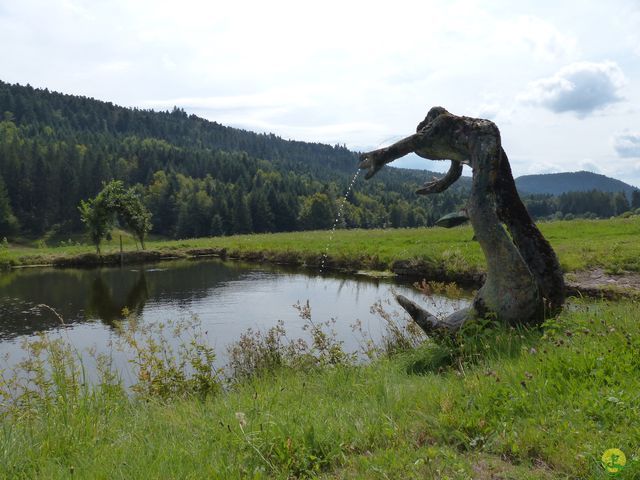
[1,216,639,478]
[2,217,640,275]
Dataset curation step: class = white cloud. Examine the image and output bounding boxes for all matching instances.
[578,160,601,173]
[519,61,626,117]
[625,7,640,56]
[496,15,577,61]
[613,132,640,158]
[475,104,501,120]
[2,0,640,186]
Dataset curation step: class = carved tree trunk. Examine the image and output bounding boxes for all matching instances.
[493,148,565,313]
[359,107,565,335]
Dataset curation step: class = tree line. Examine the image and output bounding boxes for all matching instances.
[523,189,640,220]
[0,80,638,242]
[0,81,469,240]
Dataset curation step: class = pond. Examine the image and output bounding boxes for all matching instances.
[0,258,469,379]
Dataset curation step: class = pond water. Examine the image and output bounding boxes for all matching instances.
[0,258,469,379]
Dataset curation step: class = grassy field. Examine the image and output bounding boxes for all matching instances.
[1,299,639,479]
[2,218,640,478]
[1,217,640,275]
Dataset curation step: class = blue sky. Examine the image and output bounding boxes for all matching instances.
[1,0,639,186]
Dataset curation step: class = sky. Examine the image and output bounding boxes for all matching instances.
[1,0,640,186]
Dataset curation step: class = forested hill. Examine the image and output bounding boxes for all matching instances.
[0,80,469,239]
[515,171,637,197]
[0,80,359,178]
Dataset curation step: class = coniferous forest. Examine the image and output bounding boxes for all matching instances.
[0,80,638,240]
[0,80,470,240]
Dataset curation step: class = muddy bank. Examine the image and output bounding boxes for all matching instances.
[51,250,185,267]
[390,259,485,287]
[7,247,640,300]
[391,259,640,300]
[565,268,640,300]
[21,247,385,272]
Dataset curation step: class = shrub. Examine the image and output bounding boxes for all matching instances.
[114,314,222,399]
[227,301,355,381]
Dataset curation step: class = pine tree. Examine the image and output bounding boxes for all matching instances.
[249,189,275,233]
[0,175,18,237]
[632,189,640,210]
[231,190,252,234]
[613,191,630,215]
[210,214,224,236]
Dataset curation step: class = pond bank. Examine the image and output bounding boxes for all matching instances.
[5,243,640,300]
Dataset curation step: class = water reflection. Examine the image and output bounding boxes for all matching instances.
[86,270,149,325]
[0,259,471,367]
[0,260,249,338]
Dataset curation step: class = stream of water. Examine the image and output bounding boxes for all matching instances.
[320,170,361,272]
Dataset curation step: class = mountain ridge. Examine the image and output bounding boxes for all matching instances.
[515,171,638,197]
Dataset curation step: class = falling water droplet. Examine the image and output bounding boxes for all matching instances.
[320,169,361,273]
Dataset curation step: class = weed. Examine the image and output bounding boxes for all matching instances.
[414,279,467,299]
[114,314,222,399]
[227,301,355,381]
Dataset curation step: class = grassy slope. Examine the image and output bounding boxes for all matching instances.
[2,300,639,479]
[1,217,640,274]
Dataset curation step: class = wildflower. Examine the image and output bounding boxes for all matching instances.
[235,412,247,429]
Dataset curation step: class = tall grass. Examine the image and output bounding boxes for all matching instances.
[1,296,639,478]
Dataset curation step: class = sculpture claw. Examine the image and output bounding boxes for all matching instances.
[396,294,471,335]
[358,150,385,179]
[415,160,463,196]
[395,294,438,333]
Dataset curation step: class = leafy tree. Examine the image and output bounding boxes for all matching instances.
[116,186,153,249]
[79,180,152,253]
[78,196,114,254]
[299,193,335,230]
[389,202,409,228]
[177,189,213,239]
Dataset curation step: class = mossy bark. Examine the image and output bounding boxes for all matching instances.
[359,107,564,334]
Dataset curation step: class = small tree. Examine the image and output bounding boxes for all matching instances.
[79,181,152,253]
[115,187,153,249]
[78,196,114,254]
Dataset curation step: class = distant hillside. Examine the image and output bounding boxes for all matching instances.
[515,171,638,197]
[0,80,469,238]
